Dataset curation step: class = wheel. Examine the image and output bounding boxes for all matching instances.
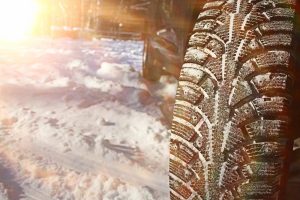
[142,38,162,82]
[169,0,297,199]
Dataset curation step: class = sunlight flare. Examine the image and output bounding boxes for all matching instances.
[0,0,38,41]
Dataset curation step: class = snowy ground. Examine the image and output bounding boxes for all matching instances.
[0,38,177,200]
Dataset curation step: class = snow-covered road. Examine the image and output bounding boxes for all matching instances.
[0,38,177,200]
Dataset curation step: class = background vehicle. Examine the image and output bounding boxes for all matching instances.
[95,0,150,39]
[142,0,203,81]
[91,0,203,81]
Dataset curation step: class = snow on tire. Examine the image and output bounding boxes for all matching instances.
[170,0,296,199]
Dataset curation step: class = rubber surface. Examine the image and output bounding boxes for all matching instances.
[170,0,296,199]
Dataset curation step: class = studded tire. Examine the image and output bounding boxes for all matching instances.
[169,0,297,199]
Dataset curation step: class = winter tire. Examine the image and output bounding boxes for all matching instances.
[170,0,297,199]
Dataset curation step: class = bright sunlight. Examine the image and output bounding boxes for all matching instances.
[0,0,38,41]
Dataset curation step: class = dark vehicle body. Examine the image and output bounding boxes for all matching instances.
[96,0,150,39]
[95,0,204,80]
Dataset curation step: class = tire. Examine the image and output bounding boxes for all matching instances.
[169,0,297,199]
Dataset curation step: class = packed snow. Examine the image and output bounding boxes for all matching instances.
[0,38,177,200]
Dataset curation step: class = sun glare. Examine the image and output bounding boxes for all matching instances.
[0,0,38,41]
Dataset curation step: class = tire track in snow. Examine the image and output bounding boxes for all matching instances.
[20,139,169,195]
[21,185,54,200]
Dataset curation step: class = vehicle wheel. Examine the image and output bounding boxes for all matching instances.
[142,39,162,82]
[170,0,296,199]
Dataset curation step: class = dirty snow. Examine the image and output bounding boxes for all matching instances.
[0,38,177,200]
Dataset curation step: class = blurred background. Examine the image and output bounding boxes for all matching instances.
[0,0,157,40]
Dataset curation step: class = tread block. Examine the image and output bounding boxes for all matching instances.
[177,82,204,105]
[227,148,249,166]
[170,192,181,200]
[259,21,294,33]
[243,12,266,30]
[206,39,225,57]
[189,160,206,197]
[265,8,295,20]
[191,195,203,200]
[190,160,205,176]
[252,96,290,116]
[223,1,235,13]
[229,79,254,106]
[189,33,211,48]
[215,24,230,43]
[222,191,235,200]
[197,9,222,20]
[236,30,256,60]
[172,121,197,142]
[247,38,262,52]
[180,65,206,85]
[248,161,282,178]
[259,34,292,48]
[245,119,288,139]
[224,125,246,152]
[200,77,217,97]
[194,124,210,161]
[170,139,198,164]
[232,103,257,124]
[185,47,209,64]
[219,163,243,188]
[203,1,226,9]
[272,0,296,6]
[240,181,279,198]
[170,176,192,199]
[239,60,256,79]
[198,99,217,124]
[205,58,223,80]
[190,176,205,197]
[245,142,285,159]
[170,159,194,182]
[255,51,290,69]
[193,135,208,158]
[173,104,202,126]
[217,12,228,23]
[254,0,275,10]
[240,164,253,179]
[193,20,218,32]
[251,73,290,92]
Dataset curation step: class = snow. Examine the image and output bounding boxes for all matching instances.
[0,38,177,200]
